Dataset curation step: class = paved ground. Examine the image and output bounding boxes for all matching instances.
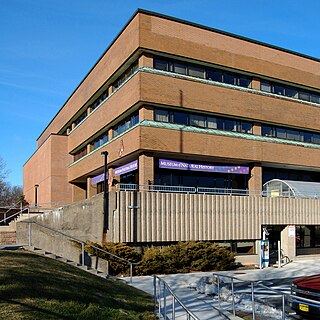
[125,258,320,319]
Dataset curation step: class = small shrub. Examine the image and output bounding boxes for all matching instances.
[86,241,142,276]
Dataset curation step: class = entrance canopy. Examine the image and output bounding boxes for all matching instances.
[263,179,320,199]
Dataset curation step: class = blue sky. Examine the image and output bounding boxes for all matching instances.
[1,0,319,187]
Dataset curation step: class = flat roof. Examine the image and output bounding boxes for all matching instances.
[36,8,320,143]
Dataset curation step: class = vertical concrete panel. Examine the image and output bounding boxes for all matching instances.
[189,194,194,240]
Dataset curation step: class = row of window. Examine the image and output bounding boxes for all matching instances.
[154,57,252,88]
[261,81,320,104]
[113,114,139,137]
[262,125,320,145]
[74,147,87,161]
[112,61,138,91]
[92,132,109,150]
[154,109,253,134]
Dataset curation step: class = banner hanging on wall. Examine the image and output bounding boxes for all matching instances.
[159,159,249,174]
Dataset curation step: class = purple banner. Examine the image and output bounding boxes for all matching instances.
[159,159,249,175]
[114,160,138,176]
[91,172,108,185]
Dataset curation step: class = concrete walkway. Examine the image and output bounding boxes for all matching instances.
[125,258,320,319]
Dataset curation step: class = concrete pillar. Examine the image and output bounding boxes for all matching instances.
[281,225,296,260]
[108,86,114,95]
[139,105,153,121]
[138,53,153,68]
[72,184,86,202]
[87,177,97,198]
[249,163,262,193]
[251,78,260,90]
[87,106,92,116]
[108,128,114,141]
[252,122,261,135]
[139,154,154,185]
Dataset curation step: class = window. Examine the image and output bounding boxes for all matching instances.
[299,91,310,102]
[189,114,206,127]
[154,59,169,71]
[113,113,139,138]
[224,119,237,131]
[310,94,320,104]
[303,132,312,143]
[238,77,251,88]
[113,61,138,90]
[173,112,188,125]
[239,122,253,134]
[188,65,205,78]
[285,87,298,98]
[261,82,272,93]
[74,111,87,126]
[207,116,217,129]
[206,70,223,82]
[74,147,87,161]
[93,132,108,150]
[173,62,187,75]
[286,129,301,141]
[155,109,170,122]
[312,134,320,144]
[223,73,236,85]
[276,127,287,139]
[273,84,285,95]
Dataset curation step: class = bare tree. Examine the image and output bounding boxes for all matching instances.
[0,156,24,207]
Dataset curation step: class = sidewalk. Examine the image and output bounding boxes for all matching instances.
[125,258,320,319]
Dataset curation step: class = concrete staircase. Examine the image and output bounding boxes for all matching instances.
[23,245,125,282]
[0,210,43,245]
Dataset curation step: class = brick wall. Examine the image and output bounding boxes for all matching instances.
[0,231,16,245]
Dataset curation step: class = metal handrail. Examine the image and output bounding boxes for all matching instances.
[0,207,29,224]
[116,184,320,199]
[212,273,320,319]
[153,275,200,320]
[22,220,138,283]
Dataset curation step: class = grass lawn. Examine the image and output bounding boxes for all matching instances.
[0,250,155,319]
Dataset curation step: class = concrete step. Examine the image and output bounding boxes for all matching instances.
[22,245,124,282]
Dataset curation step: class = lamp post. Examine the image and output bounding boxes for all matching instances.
[34,184,39,207]
[101,151,108,230]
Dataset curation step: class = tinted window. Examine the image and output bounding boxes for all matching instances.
[273,85,285,95]
[286,129,301,141]
[173,112,188,125]
[155,109,169,122]
[207,116,217,129]
[261,82,272,92]
[303,132,312,143]
[174,63,187,75]
[217,118,224,130]
[188,66,205,78]
[276,128,286,139]
[189,114,206,127]
[312,134,320,144]
[299,91,310,101]
[154,59,169,71]
[285,87,298,98]
[238,77,251,88]
[310,94,320,104]
[224,119,237,131]
[240,122,252,133]
[223,74,236,85]
[206,70,223,82]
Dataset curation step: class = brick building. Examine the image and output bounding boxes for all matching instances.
[23,10,320,261]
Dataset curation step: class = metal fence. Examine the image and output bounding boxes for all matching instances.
[116,184,320,199]
[153,275,200,320]
[212,273,320,320]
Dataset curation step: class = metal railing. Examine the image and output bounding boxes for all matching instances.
[117,184,263,196]
[116,184,320,199]
[0,207,29,225]
[212,273,320,319]
[22,220,138,282]
[153,275,200,320]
